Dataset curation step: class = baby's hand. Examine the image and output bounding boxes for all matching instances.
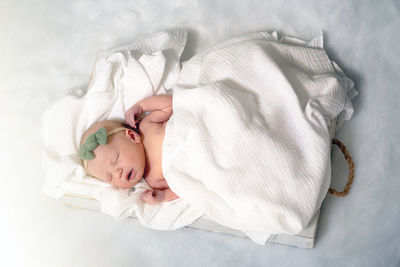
[140,189,165,205]
[125,103,143,128]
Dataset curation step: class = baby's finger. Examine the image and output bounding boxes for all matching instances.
[124,111,131,123]
[125,111,136,128]
[140,192,148,202]
[129,119,136,128]
[140,190,153,201]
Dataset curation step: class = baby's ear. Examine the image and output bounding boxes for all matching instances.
[125,129,141,143]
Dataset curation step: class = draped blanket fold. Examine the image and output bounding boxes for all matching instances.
[162,32,355,235]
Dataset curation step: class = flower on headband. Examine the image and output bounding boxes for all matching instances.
[78,127,107,160]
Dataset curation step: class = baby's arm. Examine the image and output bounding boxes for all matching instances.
[140,188,179,205]
[140,175,179,205]
[125,95,173,127]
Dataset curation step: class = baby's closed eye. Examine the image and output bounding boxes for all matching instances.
[112,153,119,165]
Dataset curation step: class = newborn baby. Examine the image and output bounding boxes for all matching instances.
[79,94,178,205]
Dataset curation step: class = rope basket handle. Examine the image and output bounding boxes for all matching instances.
[328,138,355,197]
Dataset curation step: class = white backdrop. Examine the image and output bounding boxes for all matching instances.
[1,0,399,266]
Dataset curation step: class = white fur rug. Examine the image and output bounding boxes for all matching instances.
[1,0,399,266]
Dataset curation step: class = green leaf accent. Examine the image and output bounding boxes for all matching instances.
[78,127,108,160]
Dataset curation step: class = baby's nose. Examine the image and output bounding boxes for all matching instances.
[112,168,122,179]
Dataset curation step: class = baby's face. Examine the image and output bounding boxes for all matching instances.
[87,129,145,188]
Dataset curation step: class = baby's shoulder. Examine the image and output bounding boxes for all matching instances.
[139,116,161,132]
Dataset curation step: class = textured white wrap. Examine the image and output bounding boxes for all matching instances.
[162,32,356,236]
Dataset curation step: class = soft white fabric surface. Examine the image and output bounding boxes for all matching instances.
[163,31,355,238]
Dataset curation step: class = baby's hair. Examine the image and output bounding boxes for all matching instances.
[81,120,140,145]
[122,122,140,135]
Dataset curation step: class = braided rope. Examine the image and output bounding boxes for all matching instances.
[328,138,355,197]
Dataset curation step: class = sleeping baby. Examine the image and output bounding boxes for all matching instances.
[79,94,178,205]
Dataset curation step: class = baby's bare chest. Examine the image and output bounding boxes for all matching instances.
[140,121,167,188]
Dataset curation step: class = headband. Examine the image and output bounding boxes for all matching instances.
[79,127,127,176]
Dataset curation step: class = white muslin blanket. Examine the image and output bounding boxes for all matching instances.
[42,30,356,245]
[162,31,356,236]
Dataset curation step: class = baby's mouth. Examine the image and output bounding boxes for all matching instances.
[127,169,135,181]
